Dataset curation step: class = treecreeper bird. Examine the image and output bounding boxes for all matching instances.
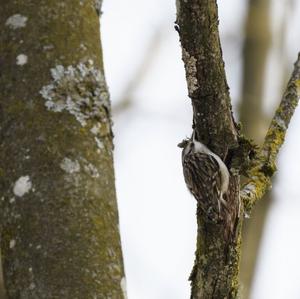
[178,132,230,223]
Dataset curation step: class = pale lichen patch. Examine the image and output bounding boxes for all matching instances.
[90,124,101,135]
[40,61,110,127]
[80,43,87,51]
[176,0,181,14]
[16,54,28,66]
[60,158,80,174]
[43,44,54,51]
[9,239,16,249]
[120,277,128,299]
[274,115,287,130]
[5,14,28,29]
[95,137,104,150]
[84,163,99,178]
[182,48,199,95]
[13,176,32,197]
[51,65,64,82]
[79,157,100,178]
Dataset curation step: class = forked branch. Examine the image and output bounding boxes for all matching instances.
[176,0,300,298]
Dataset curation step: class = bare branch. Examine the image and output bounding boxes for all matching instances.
[242,53,300,212]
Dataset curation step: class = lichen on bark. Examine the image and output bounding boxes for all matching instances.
[176,1,241,298]
[176,1,300,298]
[0,0,125,298]
[241,56,300,212]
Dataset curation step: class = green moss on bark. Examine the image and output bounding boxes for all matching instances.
[242,56,300,212]
[0,1,125,298]
[176,1,241,298]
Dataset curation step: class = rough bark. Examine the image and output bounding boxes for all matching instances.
[241,55,300,211]
[239,0,271,297]
[176,1,241,298]
[176,1,300,298]
[0,1,126,298]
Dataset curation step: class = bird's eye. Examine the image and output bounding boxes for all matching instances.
[187,144,193,153]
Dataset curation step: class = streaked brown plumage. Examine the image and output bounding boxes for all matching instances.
[179,135,229,223]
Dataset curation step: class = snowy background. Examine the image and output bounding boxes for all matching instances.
[101,1,300,298]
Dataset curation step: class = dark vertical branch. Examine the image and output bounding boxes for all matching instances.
[176,1,241,298]
[176,0,238,153]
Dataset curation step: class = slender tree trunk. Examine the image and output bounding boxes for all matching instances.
[240,0,271,142]
[239,0,272,297]
[176,1,241,297]
[0,1,126,298]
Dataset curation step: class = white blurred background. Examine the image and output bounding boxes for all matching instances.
[101,0,300,298]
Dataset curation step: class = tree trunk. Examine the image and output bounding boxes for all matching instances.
[0,1,126,298]
[239,0,271,143]
[239,0,272,297]
[176,1,241,298]
[176,1,300,298]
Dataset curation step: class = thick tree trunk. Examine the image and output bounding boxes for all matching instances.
[0,1,126,298]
